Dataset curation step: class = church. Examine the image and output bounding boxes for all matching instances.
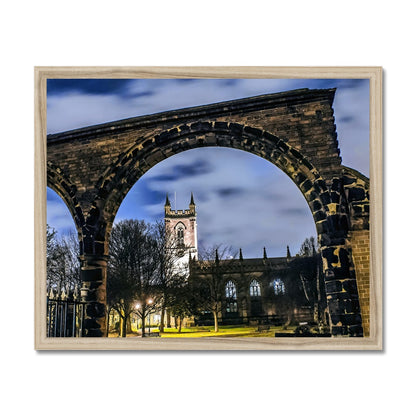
[164,193,327,327]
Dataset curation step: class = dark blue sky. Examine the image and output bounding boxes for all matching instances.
[47,78,369,257]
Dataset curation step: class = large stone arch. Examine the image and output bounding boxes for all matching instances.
[95,123,330,252]
[46,88,369,337]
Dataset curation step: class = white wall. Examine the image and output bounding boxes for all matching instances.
[0,2,412,415]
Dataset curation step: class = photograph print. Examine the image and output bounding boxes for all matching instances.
[37,68,381,350]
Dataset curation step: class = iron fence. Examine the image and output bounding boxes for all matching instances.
[46,287,86,337]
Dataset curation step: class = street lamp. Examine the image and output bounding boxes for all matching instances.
[147,299,153,335]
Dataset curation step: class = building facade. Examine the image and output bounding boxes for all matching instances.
[167,195,327,327]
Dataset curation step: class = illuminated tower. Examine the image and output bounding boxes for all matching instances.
[164,193,198,273]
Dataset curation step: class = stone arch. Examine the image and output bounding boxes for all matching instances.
[174,221,186,230]
[94,122,332,256]
[84,122,363,336]
[47,161,85,250]
[47,89,367,337]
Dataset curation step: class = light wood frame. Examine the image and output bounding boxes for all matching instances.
[35,66,383,350]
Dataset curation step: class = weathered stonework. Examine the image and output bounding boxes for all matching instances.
[47,88,370,337]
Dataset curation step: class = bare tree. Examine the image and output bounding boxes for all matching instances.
[150,220,189,333]
[191,244,237,332]
[46,225,81,294]
[298,236,318,257]
[107,219,162,337]
[294,238,328,325]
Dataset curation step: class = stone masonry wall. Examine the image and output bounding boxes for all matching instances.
[47,89,342,221]
[350,229,370,336]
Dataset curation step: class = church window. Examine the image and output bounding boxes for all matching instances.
[273,278,285,295]
[176,226,184,247]
[249,279,261,297]
[226,301,238,313]
[225,280,237,299]
[225,281,237,313]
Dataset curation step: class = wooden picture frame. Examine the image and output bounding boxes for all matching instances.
[35,66,382,350]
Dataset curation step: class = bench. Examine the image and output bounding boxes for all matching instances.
[257,325,270,332]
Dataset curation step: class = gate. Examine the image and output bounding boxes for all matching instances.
[46,287,86,337]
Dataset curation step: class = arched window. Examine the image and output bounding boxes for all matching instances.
[225,281,237,314]
[176,224,185,247]
[225,280,237,299]
[249,279,261,297]
[273,278,285,295]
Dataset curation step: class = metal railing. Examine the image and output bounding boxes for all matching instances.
[46,287,86,337]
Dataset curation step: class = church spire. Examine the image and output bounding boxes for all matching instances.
[165,193,171,207]
[239,248,243,261]
[263,247,268,259]
[164,193,172,215]
[286,245,291,259]
[189,192,196,214]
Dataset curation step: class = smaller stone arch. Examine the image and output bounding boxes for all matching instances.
[47,161,85,252]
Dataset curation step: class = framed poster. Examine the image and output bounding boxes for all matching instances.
[34,66,382,350]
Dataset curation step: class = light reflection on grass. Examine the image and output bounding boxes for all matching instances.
[108,325,299,338]
[159,325,297,338]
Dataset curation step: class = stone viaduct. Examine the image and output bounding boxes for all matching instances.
[47,88,370,337]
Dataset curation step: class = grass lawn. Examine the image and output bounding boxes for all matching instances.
[108,325,300,338]
[159,325,297,338]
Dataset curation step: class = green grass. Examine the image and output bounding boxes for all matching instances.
[108,325,300,338]
[159,325,298,338]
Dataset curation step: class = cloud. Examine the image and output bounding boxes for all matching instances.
[148,158,213,183]
[216,187,245,198]
[47,79,135,96]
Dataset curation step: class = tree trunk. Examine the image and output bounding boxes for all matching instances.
[285,304,293,327]
[160,307,165,333]
[141,315,146,337]
[105,307,110,337]
[178,317,182,333]
[121,314,127,338]
[213,310,219,332]
[127,315,132,334]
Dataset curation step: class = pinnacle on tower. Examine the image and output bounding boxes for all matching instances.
[286,245,291,259]
[263,247,268,259]
[189,192,195,206]
[215,248,219,264]
[165,193,171,207]
[239,248,243,261]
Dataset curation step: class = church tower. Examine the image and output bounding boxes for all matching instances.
[164,193,198,274]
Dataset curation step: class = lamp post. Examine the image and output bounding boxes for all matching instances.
[147,299,153,335]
